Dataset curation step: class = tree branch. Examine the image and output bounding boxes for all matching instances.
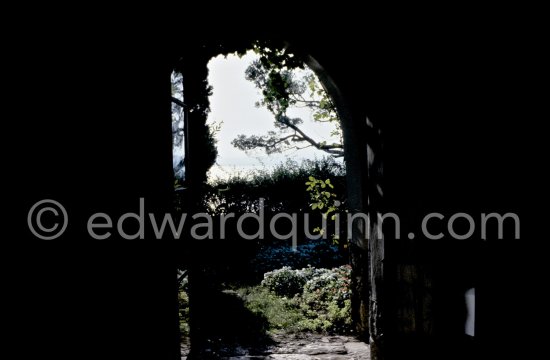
[171,96,187,108]
[279,116,344,156]
[266,134,296,148]
[177,270,188,285]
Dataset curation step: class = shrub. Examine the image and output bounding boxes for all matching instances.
[303,265,351,307]
[237,287,308,332]
[301,265,352,333]
[254,264,353,334]
[261,266,307,297]
[203,157,345,216]
[178,288,190,337]
[177,271,190,337]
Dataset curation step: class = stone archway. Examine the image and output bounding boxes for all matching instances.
[173,39,385,359]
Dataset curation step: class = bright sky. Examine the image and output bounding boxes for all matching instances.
[205,51,341,181]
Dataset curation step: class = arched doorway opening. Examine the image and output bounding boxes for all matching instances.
[170,39,381,359]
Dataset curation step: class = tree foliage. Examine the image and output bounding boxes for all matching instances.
[232,45,343,157]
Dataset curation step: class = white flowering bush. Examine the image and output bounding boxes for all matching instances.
[296,266,331,282]
[300,265,352,333]
[256,265,353,333]
[261,266,307,297]
[303,265,351,307]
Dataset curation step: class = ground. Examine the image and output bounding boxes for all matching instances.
[181,333,370,359]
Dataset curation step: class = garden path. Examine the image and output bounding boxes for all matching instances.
[181,333,370,359]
